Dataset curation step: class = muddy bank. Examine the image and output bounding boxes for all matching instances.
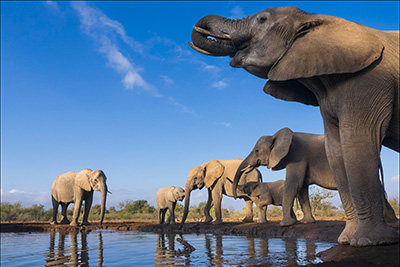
[1,219,399,266]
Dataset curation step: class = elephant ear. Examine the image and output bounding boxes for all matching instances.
[167,188,176,202]
[268,128,293,169]
[75,169,93,191]
[204,160,224,188]
[268,18,384,81]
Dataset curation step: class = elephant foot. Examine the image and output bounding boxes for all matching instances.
[60,219,70,224]
[300,217,316,224]
[69,221,79,226]
[337,219,358,245]
[258,219,268,223]
[204,217,213,223]
[280,217,298,227]
[242,217,254,223]
[349,221,400,247]
[212,219,222,225]
[50,220,57,225]
[81,221,91,226]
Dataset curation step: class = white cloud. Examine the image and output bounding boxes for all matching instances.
[161,75,174,86]
[43,0,60,12]
[230,6,246,19]
[390,175,399,183]
[167,97,193,114]
[1,189,50,208]
[212,80,228,89]
[71,2,155,93]
[217,122,232,128]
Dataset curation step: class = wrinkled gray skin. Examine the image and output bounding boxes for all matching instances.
[190,6,399,246]
[156,186,185,224]
[180,159,262,225]
[233,128,398,227]
[237,181,287,223]
[51,169,109,226]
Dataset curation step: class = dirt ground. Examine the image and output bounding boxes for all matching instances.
[1,217,399,266]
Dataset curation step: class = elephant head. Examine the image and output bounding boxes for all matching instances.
[237,182,260,197]
[75,169,109,224]
[181,160,224,224]
[169,187,185,202]
[233,128,293,198]
[189,6,383,106]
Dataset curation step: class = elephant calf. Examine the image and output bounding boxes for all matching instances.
[237,181,290,223]
[51,168,109,226]
[156,186,185,224]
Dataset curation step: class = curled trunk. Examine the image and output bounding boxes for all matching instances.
[190,15,249,57]
[232,159,254,199]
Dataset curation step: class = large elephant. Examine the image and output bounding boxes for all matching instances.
[51,168,109,226]
[180,159,262,225]
[232,128,398,226]
[189,7,399,246]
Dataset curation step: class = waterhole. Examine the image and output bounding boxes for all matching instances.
[1,230,335,266]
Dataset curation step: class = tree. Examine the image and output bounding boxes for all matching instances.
[309,187,338,216]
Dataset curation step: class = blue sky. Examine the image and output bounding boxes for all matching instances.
[1,1,399,211]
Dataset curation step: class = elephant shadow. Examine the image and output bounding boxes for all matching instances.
[45,230,104,266]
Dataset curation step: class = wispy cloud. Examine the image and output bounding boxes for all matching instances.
[43,0,60,12]
[217,122,232,127]
[230,6,246,19]
[212,80,228,89]
[1,189,50,208]
[390,175,399,182]
[71,2,161,96]
[161,75,174,86]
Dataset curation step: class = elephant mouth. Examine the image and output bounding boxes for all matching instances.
[188,26,238,57]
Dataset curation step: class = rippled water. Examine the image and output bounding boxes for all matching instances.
[1,230,335,266]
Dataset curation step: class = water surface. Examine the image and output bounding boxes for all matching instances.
[1,230,335,266]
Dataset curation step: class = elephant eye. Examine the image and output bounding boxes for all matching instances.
[258,17,267,24]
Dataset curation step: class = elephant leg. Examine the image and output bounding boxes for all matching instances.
[168,202,177,224]
[298,186,316,224]
[281,168,305,226]
[82,192,93,225]
[212,186,223,224]
[324,124,358,244]
[339,125,399,246]
[204,188,214,223]
[259,205,267,223]
[160,209,166,224]
[71,196,83,226]
[382,190,399,224]
[51,196,59,224]
[242,199,254,223]
[60,203,70,224]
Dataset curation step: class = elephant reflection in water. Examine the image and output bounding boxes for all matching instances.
[45,230,104,266]
[203,234,319,266]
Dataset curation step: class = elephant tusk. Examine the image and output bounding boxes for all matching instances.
[241,165,254,174]
[187,42,218,56]
[193,26,232,40]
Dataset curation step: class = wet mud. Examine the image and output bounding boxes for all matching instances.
[1,219,399,266]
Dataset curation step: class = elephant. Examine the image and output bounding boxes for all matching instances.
[156,186,185,224]
[237,180,287,223]
[232,128,398,227]
[51,168,109,226]
[180,158,262,225]
[189,6,399,246]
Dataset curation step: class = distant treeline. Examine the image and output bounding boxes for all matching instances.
[1,188,399,222]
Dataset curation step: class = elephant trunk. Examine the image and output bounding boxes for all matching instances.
[190,15,249,57]
[180,183,193,226]
[99,184,108,224]
[232,158,255,199]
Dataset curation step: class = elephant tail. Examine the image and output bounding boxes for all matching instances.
[378,159,387,198]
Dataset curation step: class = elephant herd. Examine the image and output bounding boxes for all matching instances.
[50,6,399,247]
